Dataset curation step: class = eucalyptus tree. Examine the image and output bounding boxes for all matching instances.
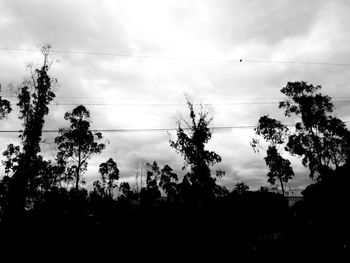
[98,158,120,198]
[253,81,350,185]
[279,81,349,180]
[159,164,178,201]
[170,97,224,201]
[55,105,105,191]
[251,116,294,196]
[4,44,57,215]
[140,161,161,203]
[119,182,132,199]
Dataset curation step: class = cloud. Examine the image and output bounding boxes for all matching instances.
[1,0,350,189]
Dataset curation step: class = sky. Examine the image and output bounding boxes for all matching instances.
[1,0,350,190]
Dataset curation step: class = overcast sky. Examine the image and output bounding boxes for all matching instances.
[1,0,350,190]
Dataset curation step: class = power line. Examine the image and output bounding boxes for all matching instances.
[2,95,350,100]
[2,96,350,106]
[1,47,350,66]
[0,126,254,133]
[26,96,350,100]
[50,102,282,106]
[0,122,349,133]
[48,100,350,106]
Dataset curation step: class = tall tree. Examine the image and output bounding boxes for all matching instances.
[279,81,349,180]
[55,105,105,191]
[170,97,223,201]
[5,44,56,215]
[251,116,294,196]
[253,81,350,184]
[98,158,120,198]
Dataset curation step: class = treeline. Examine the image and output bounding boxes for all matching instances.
[0,46,350,261]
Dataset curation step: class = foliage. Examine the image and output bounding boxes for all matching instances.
[253,81,349,188]
[32,158,65,193]
[301,162,350,228]
[259,186,269,192]
[140,161,161,204]
[119,182,132,199]
[159,164,178,201]
[0,84,12,119]
[251,115,289,149]
[169,97,223,201]
[2,144,21,176]
[234,182,249,193]
[213,184,230,198]
[92,180,105,197]
[264,146,294,196]
[251,115,294,195]
[98,158,120,197]
[279,81,350,180]
[2,44,57,215]
[55,105,105,190]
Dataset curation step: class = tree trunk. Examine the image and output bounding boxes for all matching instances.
[310,127,323,175]
[75,166,80,191]
[75,145,81,191]
[279,176,285,197]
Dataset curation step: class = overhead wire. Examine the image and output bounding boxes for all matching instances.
[49,100,350,106]
[0,126,256,133]
[3,95,350,100]
[2,96,350,106]
[1,47,350,66]
[1,48,350,132]
[0,121,349,134]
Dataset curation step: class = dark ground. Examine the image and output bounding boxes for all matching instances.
[1,191,349,262]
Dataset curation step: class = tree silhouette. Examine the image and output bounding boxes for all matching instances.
[264,147,294,196]
[251,116,294,196]
[3,44,57,216]
[55,105,105,191]
[98,158,119,198]
[0,84,12,119]
[3,144,64,197]
[259,186,269,192]
[140,161,161,204]
[234,181,249,194]
[159,164,178,202]
[2,144,21,177]
[92,180,105,197]
[119,182,132,199]
[170,97,223,201]
[146,161,160,185]
[279,81,350,180]
[253,82,350,183]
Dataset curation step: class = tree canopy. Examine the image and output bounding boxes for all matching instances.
[251,115,294,196]
[253,81,350,188]
[0,84,12,119]
[170,97,223,201]
[3,44,57,216]
[280,81,350,180]
[55,105,105,191]
[98,158,120,197]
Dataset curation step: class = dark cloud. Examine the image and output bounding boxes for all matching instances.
[1,0,350,190]
[0,0,130,51]
[185,0,330,50]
